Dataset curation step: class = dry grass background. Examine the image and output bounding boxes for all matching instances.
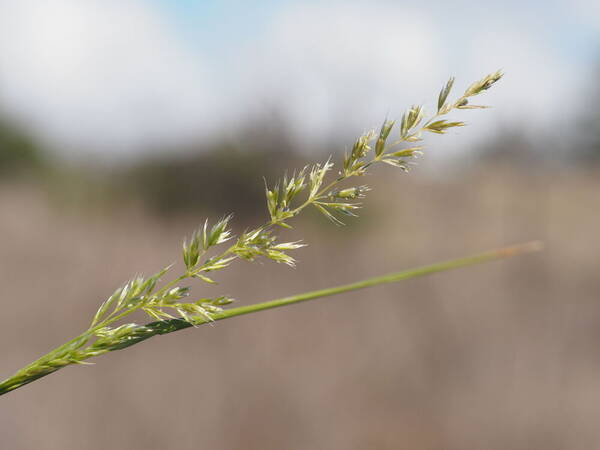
[0,164,599,450]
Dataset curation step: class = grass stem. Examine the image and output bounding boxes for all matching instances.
[0,241,541,397]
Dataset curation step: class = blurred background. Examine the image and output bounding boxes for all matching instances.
[0,0,599,449]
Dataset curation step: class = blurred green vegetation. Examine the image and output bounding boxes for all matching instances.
[122,131,305,218]
[0,112,309,220]
[577,60,600,161]
[2,62,600,218]
[0,114,45,175]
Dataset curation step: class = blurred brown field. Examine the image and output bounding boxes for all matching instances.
[0,163,599,450]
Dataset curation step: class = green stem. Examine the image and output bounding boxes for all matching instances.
[215,241,542,319]
[0,241,542,397]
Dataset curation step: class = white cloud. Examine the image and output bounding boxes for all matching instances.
[0,0,219,157]
[234,2,444,144]
[229,0,580,160]
[456,20,583,152]
[569,0,600,28]
[0,0,589,160]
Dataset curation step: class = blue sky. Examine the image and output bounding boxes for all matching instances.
[150,0,287,57]
[152,0,598,62]
[0,0,597,158]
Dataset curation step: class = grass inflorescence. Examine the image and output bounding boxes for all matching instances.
[0,71,532,397]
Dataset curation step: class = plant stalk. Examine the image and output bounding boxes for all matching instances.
[0,241,541,397]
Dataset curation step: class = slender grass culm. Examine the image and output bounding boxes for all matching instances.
[0,71,540,397]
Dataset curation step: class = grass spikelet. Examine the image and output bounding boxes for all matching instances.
[0,71,539,398]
